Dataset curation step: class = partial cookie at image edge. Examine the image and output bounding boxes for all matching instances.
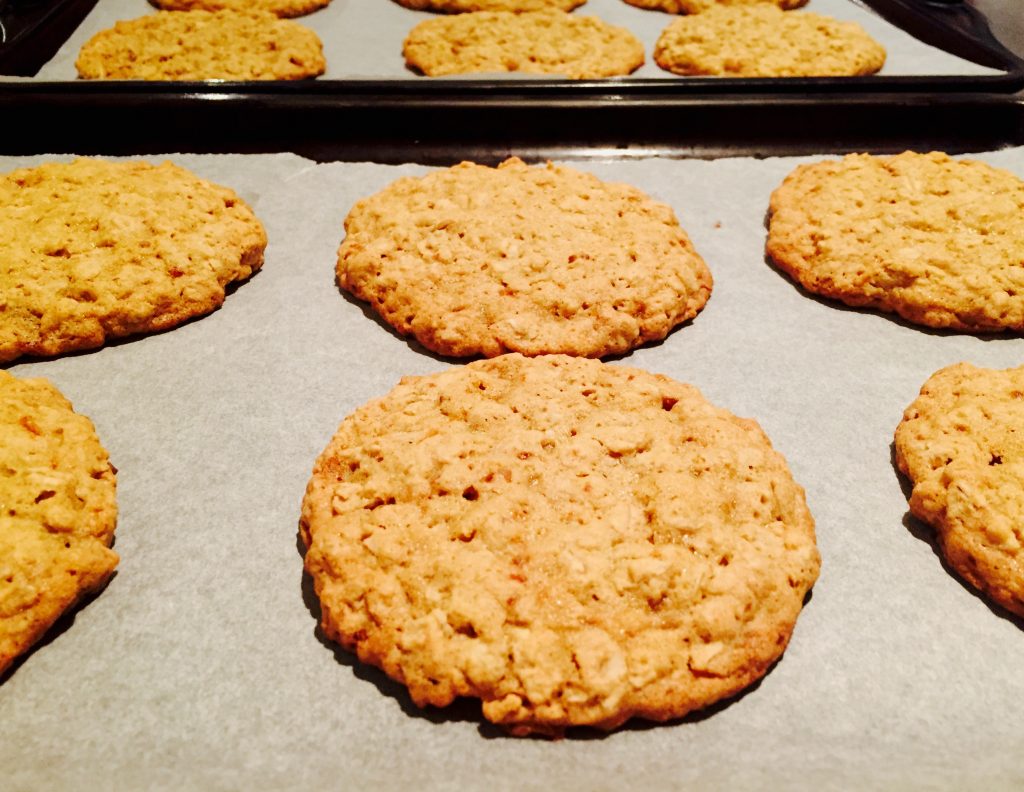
[623,0,806,16]
[766,151,1024,331]
[895,362,1024,618]
[0,371,119,677]
[0,158,268,363]
[149,0,332,18]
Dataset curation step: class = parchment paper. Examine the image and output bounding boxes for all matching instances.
[1,149,1022,791]
[21,0,1001,80]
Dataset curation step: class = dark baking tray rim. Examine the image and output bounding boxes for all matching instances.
[1,0,1023,89]
[2,89,1021,164]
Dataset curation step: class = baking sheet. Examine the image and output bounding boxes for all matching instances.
[1,149,1023,790]
[20,0,1001,80]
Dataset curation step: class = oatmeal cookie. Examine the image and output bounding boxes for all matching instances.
[767,152,1024,331]
[394,0,584,14]
[403,11,643,78]
[76,10,325,80]
[0,158,267,363]
[624,0,805,16]
[301,354,820,736]
[0,371,118,677]
[895,363,1024,617]
[653,6,885,77]
[337,158,712,358]
[149,0,331,18]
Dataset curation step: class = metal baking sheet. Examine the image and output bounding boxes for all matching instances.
[2,90,1022,164]
[8,0,1008,80]
[1,147,1022,790]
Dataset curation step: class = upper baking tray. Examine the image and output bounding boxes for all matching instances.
[1,0,1022,89]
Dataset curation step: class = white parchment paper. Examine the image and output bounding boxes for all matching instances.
[21,0,1001,80]
[1,149,1022,790]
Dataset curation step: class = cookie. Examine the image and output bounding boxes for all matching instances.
[394,0,584,15]
[624,0,805,16]
[301,354,820,736]
[0,372,118,677]
[149,0,331,18]
[0,158,267,364]
[76,10,326,80]
[767,152,1024,331]
[403,11,643,78]
[895,363,1024,618]
[337,158,712,358]
[653,6,885,77]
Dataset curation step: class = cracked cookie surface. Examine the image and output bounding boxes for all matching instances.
[0,372,118,677]
[301,354,820,736]
[76,10,325,80]
[403,11,643,79]
[896,363,1024,617]
[0,158,267,363]
[337,158,712,358]
[767,152,1024,331]
[654,6,884,77]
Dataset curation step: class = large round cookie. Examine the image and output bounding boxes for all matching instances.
[625,0,805,16]
[895,363,1024,618]
[301,354,821,736]
[0,372,118,677]
[394,0,584,14]
[653,6,885,77]
[767,152,1024,331]
[403,11,644,79]
[0,158,267,363]
[149,0,331,18]
[76,10,325,81]
[337,158,712,358]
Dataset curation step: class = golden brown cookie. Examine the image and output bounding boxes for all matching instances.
[896,363,1024,618]
[0,158,267,364]
[403,11,643,78]
[653,6,885,77]
[149,0,331,18]
[0,371,118,677]
[337,158,712,358]
[394,0,583,14]
[76,10,325,80]
[624,0,805,16]
[301,354,821,737]
[767,152,1024,331]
